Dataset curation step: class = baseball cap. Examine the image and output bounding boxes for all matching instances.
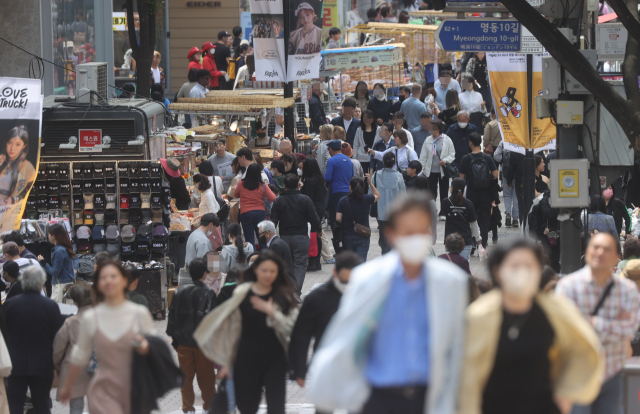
[137,241,150,257]
[77,239,93,254]
[83,194,94,210]
[152,208,163,223]
[60,195,70,211]
[106,194,116,210]
[130,209,142,224]
[121,225,136,242]
[141,209,152,224]
[294,2,314,15]
[84,210,94,225]
[95,210,105,225]
[106,225,120,243]
[141,192,151,209]
[151,194,162,209]
[137,224,152,242]
[328,140,342,150]
[120,194,130,209]
[73,211,84,225]
[120,210,130,224]
[153,225,169,241]
[130,194,141,209]
[94,193,105,209]
[91,225,106,242]
[107,242,120,259]
[105,210,117,224]
[218,30,231,39]
[2,242,19,256]
[77,225,91,240]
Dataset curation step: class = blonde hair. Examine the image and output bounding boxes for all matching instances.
[333,126,346,141]
[153,51,162,59]
[319,124,334,141]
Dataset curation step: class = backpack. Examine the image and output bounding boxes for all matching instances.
[77,254,96,281]
[228,57,241,80]
[469,155,492,190]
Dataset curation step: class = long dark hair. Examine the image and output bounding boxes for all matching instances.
[450,177,465,206]
[354,81,370,101]
[92,259,132,303]
[301,158,325,186]
[590,195,607,214]
[359,109,375,131]
[193,173,211,191]
[48,223,75,259]
[242,163,263,191]
[227,223,247,263]
[2,127,30,197]
[349,176,365,201]
[240,250,296,314]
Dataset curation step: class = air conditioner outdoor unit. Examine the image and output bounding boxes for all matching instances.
[76,62,108,104]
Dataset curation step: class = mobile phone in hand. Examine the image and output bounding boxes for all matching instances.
[364,145,369,152]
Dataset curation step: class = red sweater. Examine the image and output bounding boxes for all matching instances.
[188,61,203,71]
[202,55,222,88]
[234,181,277,214]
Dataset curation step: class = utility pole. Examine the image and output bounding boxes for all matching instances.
[523,54,535,231]
[283,1,297,152]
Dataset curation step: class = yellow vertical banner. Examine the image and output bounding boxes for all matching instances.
[322,0,339,47]
[486,53,556,154]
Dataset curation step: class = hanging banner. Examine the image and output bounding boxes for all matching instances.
[486,52,556,155]
[322,44,405,71]
[322,0,339,48]
[251,0,287,81]
[287,0,324,81]
[0,78,42,233]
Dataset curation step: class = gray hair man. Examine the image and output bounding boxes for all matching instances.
[5,265,64,413]
[448,109,477,167]
[257,220,296,288]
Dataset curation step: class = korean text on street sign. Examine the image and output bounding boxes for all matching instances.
[79,129,102,153]
[435,19,521,52]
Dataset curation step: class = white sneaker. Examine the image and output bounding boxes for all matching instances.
[438,215,446,221]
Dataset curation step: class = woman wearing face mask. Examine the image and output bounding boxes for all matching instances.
[441,178,482,261]
[602,185,631,238]
[459,239,604,414]
[349,81,370,112]
[192,173,220,217]
[459,76,486,131]
[367,83,393,125]
[434,90,462,130]
[281,153,297,176]
[221,223,254,274]
[369,152,406,254]
[195,250,298,414]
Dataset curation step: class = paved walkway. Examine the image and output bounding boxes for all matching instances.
[51,198,523,414]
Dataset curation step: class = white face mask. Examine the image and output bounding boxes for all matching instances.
[394,234,432,264]
[333,276,348,293]
[458,122,468,129]
[297,168,303,176]
[206,226,213,236]
[500,266,540,299]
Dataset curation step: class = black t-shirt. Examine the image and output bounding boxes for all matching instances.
[237,290,283,359]
[232,37,242,51]
[336,194,376,237]
[362,129,377,149]
[482,302,559,414]
[459,152,497,192]
[214,43,231,72]
[441,197,477,245]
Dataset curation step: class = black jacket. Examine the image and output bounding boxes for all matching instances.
[166,174,191,211]
[4,281,23,303]
[309,92,326,133]
[289,281,342,379]
[270,190,321,235]
[300,176,327,219]
[214,283,237,308]
[506,151,525,188]
[330,116,361,147]
[131,335,184,414]
[267,236,295,287]
[367,98,394,124]
[4,291,63,376]
[607,196,631,235]
[166,281,217,347]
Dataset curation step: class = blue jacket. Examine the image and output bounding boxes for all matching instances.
[445,123,478,167]
[46,245,76,285]
[325,154,354,194]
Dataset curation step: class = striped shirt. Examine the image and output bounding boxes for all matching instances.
[556,266,640,380]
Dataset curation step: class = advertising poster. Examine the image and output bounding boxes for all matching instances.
[322,0,339,47]
[323,46,403,71]
[251,0,287,81]
[287,0,324,81]
[486,52,556,155]
[0,78,43,233]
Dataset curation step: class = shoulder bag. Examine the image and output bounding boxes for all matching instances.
[442,162,459,179]
[370,172,378,218]
[346,196,371,238]
[591,280,615,316]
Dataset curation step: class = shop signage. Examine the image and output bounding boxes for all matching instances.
[186,1,222,7]
[323,46,403,71]
[79,129,103,153]
[435,19,521,52]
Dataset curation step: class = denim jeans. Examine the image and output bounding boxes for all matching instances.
[343,234,370,262]
[570,372,622,414]
[240,210,266,250]
[460,244,472,261]
[504,179,519,218]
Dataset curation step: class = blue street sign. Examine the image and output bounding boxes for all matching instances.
[435,19,522,52]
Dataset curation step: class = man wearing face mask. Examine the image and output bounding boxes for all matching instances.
[557,232,640,414]
[446,110,477,168]
[370,123,396,175]
[392,86,411,115]
[308,192,468,414]
[289,251,364,406]
[248,120,280,150]
[185,213,220,265]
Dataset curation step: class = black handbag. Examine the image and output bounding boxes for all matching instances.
[212,175,230,222]
[442,162,459,179]
[209,378,229,414]
[370,171,378,218]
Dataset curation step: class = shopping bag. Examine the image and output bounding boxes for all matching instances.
[308,232,318,257]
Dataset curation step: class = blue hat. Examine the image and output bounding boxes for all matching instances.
[328,140,342,150]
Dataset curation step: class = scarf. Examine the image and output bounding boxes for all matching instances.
[432,134,443,156]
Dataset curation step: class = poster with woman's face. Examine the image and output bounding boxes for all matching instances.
[0,78,42,234]
[287,0,323,81]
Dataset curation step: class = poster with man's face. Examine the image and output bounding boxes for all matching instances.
[287,0,324,81]
[0,78,43,234]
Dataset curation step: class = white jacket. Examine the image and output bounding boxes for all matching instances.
[419,134,456,177]
[199,188,220,216]
[307,252,467,414]
[353,126,381,162]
